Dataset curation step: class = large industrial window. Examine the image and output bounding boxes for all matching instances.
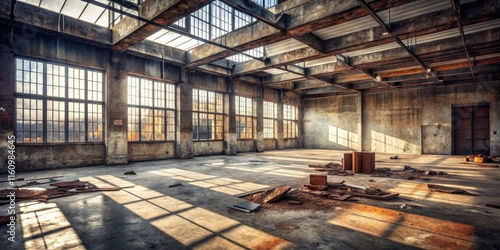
[14,57,104,143]
[235,96,254,139]
[284,104,297,139]
[263,101,277,139]
[192,89,224,140]
[127,76,175,141]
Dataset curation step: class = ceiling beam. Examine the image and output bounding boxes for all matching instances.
[230,0,499,77]
[356,0,439,81]
[187,0,417,67]
[111,0,212,51]
[221,0,286,32]
[450,0,476,81]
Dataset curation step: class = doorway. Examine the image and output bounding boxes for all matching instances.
[452,104,490,155]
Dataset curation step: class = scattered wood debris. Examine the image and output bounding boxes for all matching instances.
[168,183,182,188]
[263,185,291,203]
[229,201,260,213]
[0,180,121,203]
[310,162,354,176]
[464,154,494,163]
[427,184,473,195]
[302,181,399,201]
[371,165,447,179]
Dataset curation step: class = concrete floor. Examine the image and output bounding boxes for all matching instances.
[1,149,499,249]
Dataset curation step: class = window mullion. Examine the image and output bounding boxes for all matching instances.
[42,62,47,143]
[84,69,89,142]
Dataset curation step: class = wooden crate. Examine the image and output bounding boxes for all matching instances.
[352,152,363,173]
[310,174,327,186]
[343,153,353,170]
[362,152,375,173]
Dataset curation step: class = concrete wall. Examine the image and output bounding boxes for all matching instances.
[15,144,105,171]
[264,139,277,150]
[128,142,175,162]
[303,94,361,150]
[303,83,500,156]
[193,141,224,156]
[238,140,255,152]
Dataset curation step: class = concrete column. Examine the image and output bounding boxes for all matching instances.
[358,92,364,151]
[277,90,284,149]
[297,94,304,148]
[224,79,237,155]
[175,69,193,159]
[254,86,264,152]
[0,27,14,171]
[105,51,128,165]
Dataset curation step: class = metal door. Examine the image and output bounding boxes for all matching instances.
[452,104,490,155]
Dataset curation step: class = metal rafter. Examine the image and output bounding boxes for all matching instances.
[336,54,395,89]
[450,0,476,81]
[356,0,440,82]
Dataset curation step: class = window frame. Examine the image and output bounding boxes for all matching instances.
[235,95,255,140]
[14,56,105,144]
[192,88,224,141]
[283,104,298,139]
[127,75,176,142]
[263,101,277,139]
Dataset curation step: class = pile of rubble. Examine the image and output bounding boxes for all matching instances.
[302,174,399,201]
[371,165,448,179]
[0,180,120,204]
[310,162,354,176]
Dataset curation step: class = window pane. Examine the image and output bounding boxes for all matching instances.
[141,79,153,107]
[68,102,85,142]
[16,98,43,143]
[154,109,165,140]
[47,100,66,143]
[15,58,43,95]
[88,70,103,101]
[68,67,85,100]
[128,107,140,141]
[47,64,66,98]
[216,93,223,113]
[193,112,199,140]
[141,108,154,141]
[154,81,166,108]
[166,110,175,141]
[166,83,175,109]
[88,104,103,142]
[128,76,140,105]
[216,114,223,140]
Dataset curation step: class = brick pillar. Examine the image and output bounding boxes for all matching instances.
[277,90,284,149]
[105,51,128,165]
[224,78,237,155]
[176,69,193,159]
[0,25,15,172]
[254,86,264,152]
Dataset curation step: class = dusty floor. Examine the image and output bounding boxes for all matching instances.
[1,149,499,249]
